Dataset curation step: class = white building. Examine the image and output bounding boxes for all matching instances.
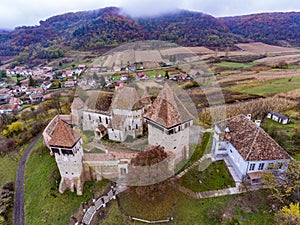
[267,111,290,124]
[212,114,291,184]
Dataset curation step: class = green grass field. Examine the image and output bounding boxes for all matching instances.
[178,132,212,173]
[24,140,109,225]
[0,143,29,187]
[115,188,274,225]
[226,77,300,96]
[180,160,235,192]
[214,62,258,68]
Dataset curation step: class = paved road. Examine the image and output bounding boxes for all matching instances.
[14,134,42,225]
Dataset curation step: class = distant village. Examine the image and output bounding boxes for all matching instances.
[0,64,86,114]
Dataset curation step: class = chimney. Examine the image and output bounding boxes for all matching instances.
[246,114,252,120]
[255,120,261,127]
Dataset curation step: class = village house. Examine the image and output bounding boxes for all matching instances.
[0,103,21,114]
[64,80,77,88]
[29,92,44,103]
[267,111,291,124]
[0,94,11,105]
[212,114,291,184]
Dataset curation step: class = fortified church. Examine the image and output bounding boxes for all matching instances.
[43,82,194,195]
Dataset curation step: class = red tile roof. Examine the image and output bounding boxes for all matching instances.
[48,119,81,148]
[144,82,193,128]
[216,115,290,161]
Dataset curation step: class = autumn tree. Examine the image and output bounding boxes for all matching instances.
[275,202,300,225]
[127,145,173,200]
[28,75,36,87]
[262,160,300,205]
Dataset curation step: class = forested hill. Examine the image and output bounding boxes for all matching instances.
[221,12,300,46]
[1,7,300,59]
[0,7,243,57]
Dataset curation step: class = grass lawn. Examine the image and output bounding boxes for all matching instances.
[0,152,21,187]
[24,140,109,225]
[180,160,235,192]
[146,69,165,78]
[178,132,212,173]
[214,62,258,68]
[115,186,274,225]
[227,77,300,96]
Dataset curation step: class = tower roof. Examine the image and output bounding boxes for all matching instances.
[144,82,193,128]
[48,119,81,148]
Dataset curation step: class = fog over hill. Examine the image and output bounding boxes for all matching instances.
[0,7,299,59]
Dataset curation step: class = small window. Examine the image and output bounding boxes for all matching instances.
[105,117,108,124]
[99,116,102,122]
[51,148,60,154]
[258,163,264,170]
[88,114,91,120]
[249,163,255,171]
[136,124,138,129]
[230,149,232,153]
[267,163,275,170]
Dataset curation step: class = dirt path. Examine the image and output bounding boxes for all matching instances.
[14,134,42,225]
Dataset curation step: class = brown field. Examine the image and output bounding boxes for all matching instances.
[255,53,300,66]
[135,50,163,63]
[217,68,300,85]
[102,50,135,68]
[187,46,215,55]
[235,42,300,55]
[199,96,298,125]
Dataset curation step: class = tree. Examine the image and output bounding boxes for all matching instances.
[127,146,172,200]
[8,121,24,135]
[16,79,21,86]
[28,75,36,87]
[275,202,300,225]
[0,70,6,78]
[262,160,300,205]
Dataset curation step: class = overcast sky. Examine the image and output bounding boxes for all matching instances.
[1,0,300,29]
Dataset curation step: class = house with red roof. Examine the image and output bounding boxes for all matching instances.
[212,114,291,184]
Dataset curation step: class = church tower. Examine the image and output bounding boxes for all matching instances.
[46,118,84,195]
[144,82,193,165]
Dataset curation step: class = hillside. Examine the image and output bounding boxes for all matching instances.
[0,7,242,59]
[221,12,300,47]
[1,8,300,63]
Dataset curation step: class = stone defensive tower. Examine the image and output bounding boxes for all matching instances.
[43,116,84,195]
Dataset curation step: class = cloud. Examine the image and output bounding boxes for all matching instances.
[120,0,179,18]
[1,0,300,29]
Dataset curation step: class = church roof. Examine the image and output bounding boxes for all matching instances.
[71,97,85,110]
[85,91,114,114]
[215,115,290,161]
[144,82,193,128]
[112,87,141,110]
[48,119,81,148]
